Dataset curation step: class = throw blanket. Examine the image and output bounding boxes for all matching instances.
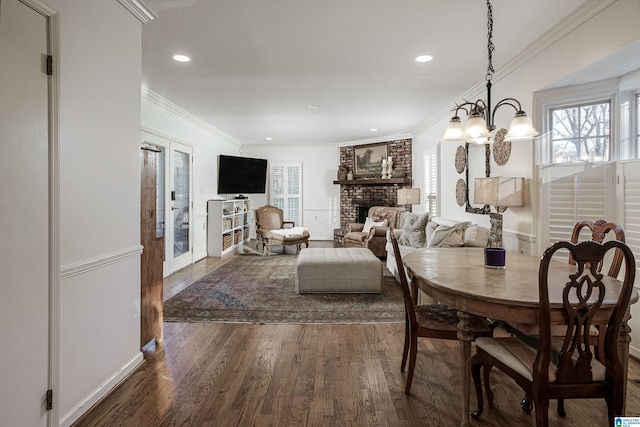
[269,227,308,238]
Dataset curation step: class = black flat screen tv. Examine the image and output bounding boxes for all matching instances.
[217,155,268,195]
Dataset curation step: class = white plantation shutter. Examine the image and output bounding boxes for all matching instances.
[539,163,615,259]
[424,148,438,216]
[620,161,640,273]
[270,162,302,225]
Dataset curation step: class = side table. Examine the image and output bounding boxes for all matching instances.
[333,228,347,247]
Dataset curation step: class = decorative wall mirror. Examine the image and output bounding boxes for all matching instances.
[458,142,491,214]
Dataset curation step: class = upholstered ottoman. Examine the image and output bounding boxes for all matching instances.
[295,248,382,293]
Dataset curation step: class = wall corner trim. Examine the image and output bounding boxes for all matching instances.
[116,0,157,23]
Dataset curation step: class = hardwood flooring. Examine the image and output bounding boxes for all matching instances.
[73,243,640,427]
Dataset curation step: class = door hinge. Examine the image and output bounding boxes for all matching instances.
[46,389,53,410]
[46,55,53,76]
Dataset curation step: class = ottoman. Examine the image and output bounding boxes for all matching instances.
[295,248,382,293]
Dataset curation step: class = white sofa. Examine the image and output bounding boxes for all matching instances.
[385,214,490,285]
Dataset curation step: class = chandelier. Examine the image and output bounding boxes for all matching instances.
[442,0,539,143]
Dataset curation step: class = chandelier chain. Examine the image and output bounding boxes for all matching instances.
[486,0,495,82]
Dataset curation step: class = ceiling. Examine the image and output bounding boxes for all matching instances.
[142,0,589,146]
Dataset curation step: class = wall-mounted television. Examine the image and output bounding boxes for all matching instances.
[217,154,268,195]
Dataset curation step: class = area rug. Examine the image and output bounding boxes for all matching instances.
[163,252,404,324]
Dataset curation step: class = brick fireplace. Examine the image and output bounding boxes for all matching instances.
[337,138,413,227]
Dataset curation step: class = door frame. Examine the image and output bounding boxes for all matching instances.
[14,0,60,425]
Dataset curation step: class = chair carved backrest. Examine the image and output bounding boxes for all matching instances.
[389,228,417,327]
[255,205,285,233]
[536,240,635,389]
[569,220,625,278]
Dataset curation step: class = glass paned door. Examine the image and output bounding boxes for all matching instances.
[169,142,193,273]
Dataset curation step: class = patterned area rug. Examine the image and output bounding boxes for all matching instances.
[163,252,404,324]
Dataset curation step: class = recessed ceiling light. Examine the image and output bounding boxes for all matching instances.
[172,54,191,63]
[415,55,433,63]
[370,128,379,132]
[265,137,273,141]
[307,104,321,109]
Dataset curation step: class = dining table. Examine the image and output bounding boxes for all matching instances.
[402,247,637,427]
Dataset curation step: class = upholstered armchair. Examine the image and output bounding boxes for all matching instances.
[343,206,405,257]
[254,205,310,255]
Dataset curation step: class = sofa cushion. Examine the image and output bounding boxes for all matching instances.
[426,219,471,248]
[463,225,490,247]
[363,217,388,233]
[398,212,430,247]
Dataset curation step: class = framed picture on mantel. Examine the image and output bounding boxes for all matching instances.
[354,142,387,177]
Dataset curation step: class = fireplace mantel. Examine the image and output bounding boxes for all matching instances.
[333,177,410,185]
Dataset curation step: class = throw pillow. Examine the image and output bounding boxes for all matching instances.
[464,225,490,247]
[398,212,430,247]
[362,217,388,233]
[427,220,471,248]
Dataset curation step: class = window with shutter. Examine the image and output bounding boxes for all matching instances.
[424,148,438,216]
[270,162,302,225]
[620,160,640,272]
[539,163,615,260]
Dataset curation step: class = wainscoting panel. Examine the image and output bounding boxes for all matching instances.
[302,208,339,241]
[193,212,208,261]
[59,248,143,426]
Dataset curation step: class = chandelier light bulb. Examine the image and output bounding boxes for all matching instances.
[442,117,466,142]
[505,113,539,141]
[465,116,491,140]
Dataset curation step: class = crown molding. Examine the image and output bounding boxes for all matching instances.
[413,0,617,136]
[116,0,157,23]
[141,86,242,145]
[337,133,413,147]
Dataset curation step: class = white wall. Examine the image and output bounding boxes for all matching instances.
[46,1,145,425]
[413,0,640,356]
[241,144,341,240]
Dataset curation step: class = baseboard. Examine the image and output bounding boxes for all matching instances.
[60,352,144,427]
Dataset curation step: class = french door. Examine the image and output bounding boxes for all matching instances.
[167,142,193,273]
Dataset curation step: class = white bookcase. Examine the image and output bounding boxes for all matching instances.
[207,199,252,257]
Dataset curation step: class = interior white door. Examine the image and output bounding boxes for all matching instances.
[0,1,50,425]
[168,142,193,273]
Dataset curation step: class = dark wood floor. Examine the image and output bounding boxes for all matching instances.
[73,242,640,427]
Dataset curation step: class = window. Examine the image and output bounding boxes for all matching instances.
[550,102,611,163]
[424,148,438,216]
[270,163,302,225]
[636,93,640,153]
[539,164,615,257]
[550,101,610,163]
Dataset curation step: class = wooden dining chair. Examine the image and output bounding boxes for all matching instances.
[471,239,636,427]
[570,219,625,278]
[508,220,625,367]
[570,220,625,366]
[389,228,492,394]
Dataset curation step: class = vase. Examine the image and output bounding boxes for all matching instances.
[337,165,348,180]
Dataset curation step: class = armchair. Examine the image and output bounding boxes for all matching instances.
[343,206,405,257]
[255,205,310,255]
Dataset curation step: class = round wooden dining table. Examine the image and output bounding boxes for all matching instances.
[402,247,637,427]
